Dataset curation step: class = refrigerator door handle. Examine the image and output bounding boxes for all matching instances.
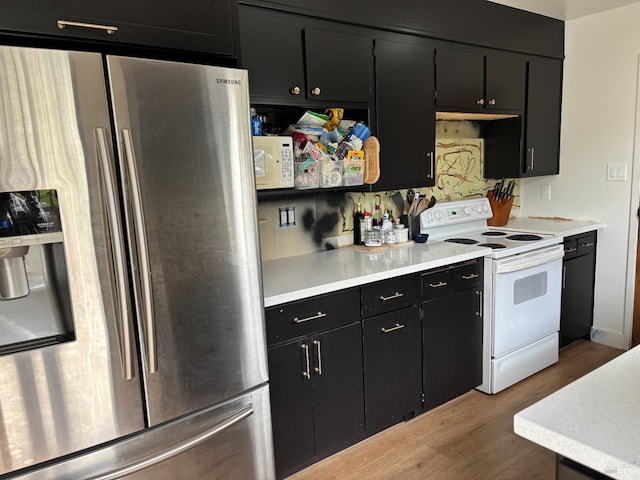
[88,404,254,480]
[121,128,158,374]
[95,128,135,380]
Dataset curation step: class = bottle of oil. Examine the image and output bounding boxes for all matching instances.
[353,202,364,245]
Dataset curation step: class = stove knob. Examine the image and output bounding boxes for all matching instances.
[463,207,471,216]
[476,205,483,213]
[483,204,490,213]
[435,211,443,220]
[426,211,434,221]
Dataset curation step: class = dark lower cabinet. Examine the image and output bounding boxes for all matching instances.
[268,322,364,478]
[560,231,597,347]
[362,306,422,435]
[422,289,483,410]
[421,259,483,410]
[557,456,613,479]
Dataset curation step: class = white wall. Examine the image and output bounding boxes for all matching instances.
[521,4,640,349]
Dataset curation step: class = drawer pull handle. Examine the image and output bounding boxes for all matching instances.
[581,242,594,248]
[301,344,311,380]
[429,281,448,288]
[476,290,483,317]
[57,19,118,35]
[379,292,404,302]
[293,311,327,324]
[381,323,405,334]
[313,340,322,376]
[462,273,479,280]
[565,247,577,253]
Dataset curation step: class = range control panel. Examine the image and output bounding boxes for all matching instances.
[420,197,492,228]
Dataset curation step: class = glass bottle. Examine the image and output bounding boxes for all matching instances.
[353,202,364,245]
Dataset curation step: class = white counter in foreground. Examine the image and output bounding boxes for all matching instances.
[262,241,489,307]
[514,346,640,479]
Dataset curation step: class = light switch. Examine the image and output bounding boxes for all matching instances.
[606,163,627,181]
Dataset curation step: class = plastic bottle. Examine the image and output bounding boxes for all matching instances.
[372,201,383,231]
[382,212,392,239]
[353,202,364,245]
[250,107,262,136]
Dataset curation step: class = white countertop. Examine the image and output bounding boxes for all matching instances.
[261,241,490,307]
[501,217,605,237]
[514,346,640,479]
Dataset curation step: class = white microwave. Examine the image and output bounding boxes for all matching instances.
[252,136,294,190]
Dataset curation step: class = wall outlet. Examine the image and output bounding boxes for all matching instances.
[541,184,551,200]
[606,162,627,181]
[278,206,296,227]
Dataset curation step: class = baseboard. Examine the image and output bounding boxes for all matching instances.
[590,327,629,350]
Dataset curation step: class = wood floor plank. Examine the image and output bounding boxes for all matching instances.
[288,340,623,480]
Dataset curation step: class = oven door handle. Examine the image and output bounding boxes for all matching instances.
[494,246,564,274]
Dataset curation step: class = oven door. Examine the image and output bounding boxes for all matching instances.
[491,244,564,357]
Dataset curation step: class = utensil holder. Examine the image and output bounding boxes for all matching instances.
[486,190,514,227]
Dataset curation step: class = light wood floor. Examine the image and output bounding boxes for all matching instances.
[289,340,623,480]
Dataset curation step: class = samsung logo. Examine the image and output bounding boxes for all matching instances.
[217,78,242,85]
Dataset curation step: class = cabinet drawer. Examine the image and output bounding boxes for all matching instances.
[361,275,419,318]
[266,288,360,346]
[454,261,483,290]
[577,234,596,256]
[563,239,578,259]
[421,269,454,300]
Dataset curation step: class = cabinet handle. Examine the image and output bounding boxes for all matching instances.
[301,344,311,380]
[529,147,535,171]
[426,151,435,180]
[379,291,404,302]
[57,19,118,35]
[428,281,448,288]
[488,98,497,106]
[313,340,322,376]
[565,247,577,253]
[476,290,483,317]
[563,266,566,289]
[581,242,594,248]
[289,86,301,95]
[310,86,321,96]
[476,98,485,106]
[381,323,405,333]
[293,311,327,324]
[462,273,479,280]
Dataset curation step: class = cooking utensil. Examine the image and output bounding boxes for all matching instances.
[391,191,405,214]
[414,195,436,217]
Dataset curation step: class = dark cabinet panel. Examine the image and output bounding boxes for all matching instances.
[312,323,364,456]
[239,7,372,105]
[422,289,483,410]
[561,232,597,347]
[363,306,422,435]
[374,37,435,189]
[268,340,315,476]
[0,0,236,55]
[524,58,562,176]
[361,273,420,318]
[436,48,525,112]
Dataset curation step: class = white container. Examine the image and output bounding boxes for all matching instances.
[394,225,409,243]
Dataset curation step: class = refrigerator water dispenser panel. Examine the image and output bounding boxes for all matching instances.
[0,190,74,354]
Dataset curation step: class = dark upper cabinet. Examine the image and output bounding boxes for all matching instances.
[0,0,237,55]
[435,47,526,112]
[524,58,562,176]
[374,37,435,189]
[239,7,372,105]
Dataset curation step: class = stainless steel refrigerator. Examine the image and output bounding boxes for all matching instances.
[0,45,274,479]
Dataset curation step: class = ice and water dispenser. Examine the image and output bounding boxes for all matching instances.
[0,190,74,354]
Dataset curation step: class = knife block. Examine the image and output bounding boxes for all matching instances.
[486,190,514,227]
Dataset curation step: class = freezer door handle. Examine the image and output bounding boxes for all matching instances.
[88,404,254,480]
[122,128,158,374]
[95,128,135,380]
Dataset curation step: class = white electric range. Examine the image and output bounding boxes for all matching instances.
[420,198,564,394]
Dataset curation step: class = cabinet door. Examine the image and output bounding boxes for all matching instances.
[435,48,484,110]
[363,306,422,435]
[304,28,372,102]
[423,289,483,410]
[239,9,305,101]
[485,55,526,111]
[524,58,562,176]
[560,254,595,347]
[0,0,235,55]
[268,340,315,477]
[374,38,435,189]
[312,322,365,456]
